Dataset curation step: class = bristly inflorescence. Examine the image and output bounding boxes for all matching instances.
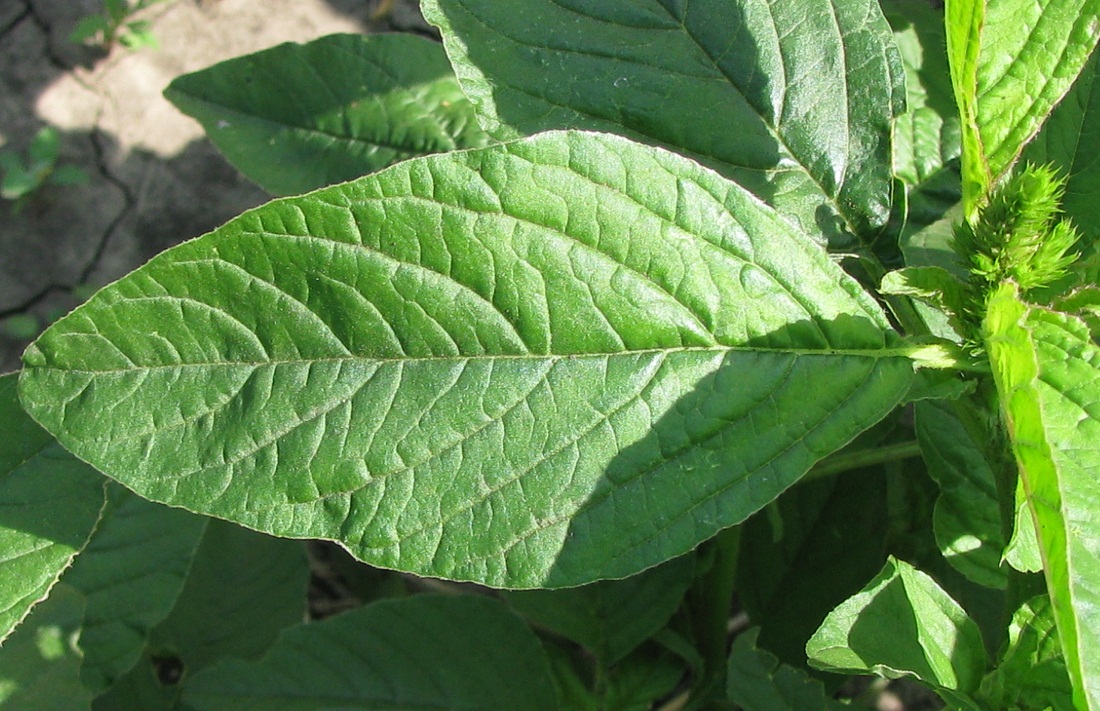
[952,164,1081,323]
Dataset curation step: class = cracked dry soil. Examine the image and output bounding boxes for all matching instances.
[0,0,429,371]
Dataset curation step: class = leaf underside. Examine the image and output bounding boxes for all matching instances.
[18,131,913,589]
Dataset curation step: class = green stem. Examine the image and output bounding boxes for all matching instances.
[804,440,924,481]
[690,526,741,693]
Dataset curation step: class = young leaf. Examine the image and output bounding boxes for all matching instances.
[504,554,694,665]
[18,131,916,589]
[422,0,904,250]
[0,373,105,644]
[727,628,846,711]
[984,283,1100,710]
[90,521,309,710]
[27,127,59,167]
[806,557,987,699]
[915,397,1008,589]
[181,595,556,711]
[0,585,91,711]
[62,486,207,693]
[165,34,492,196]
[945,0,1100,214]
[880,266,968,340]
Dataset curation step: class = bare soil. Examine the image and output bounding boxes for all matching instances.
[0,0,429,370]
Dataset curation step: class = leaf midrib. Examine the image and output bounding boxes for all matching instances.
[169,92,463,157]
[30,343,915,375]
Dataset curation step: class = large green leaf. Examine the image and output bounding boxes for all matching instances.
[165,33,492,196]
[504,553,694,665]
[915,397,1007,589]
[807,557,987,704]
[984,283,1100,710]
[423,0,904,250]
[1024,50,1100,248]
[0,373,105,644]
[19,131,916,589]
[62,486,207,693]
[0,584,90,711]
[945,0,1100,213]
[182,595,556,711]
[91,521,309,710]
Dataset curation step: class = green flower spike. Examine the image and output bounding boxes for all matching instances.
[953,164,1081,311]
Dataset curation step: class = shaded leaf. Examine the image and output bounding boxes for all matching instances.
[601,649,685,711]
[0,584,90,711]
[915,397,1007,588]
[979,595,1075,711]
[504,553,694,665]
[182,595,556,711]
[984,284,1100,709]
[883,0,961,188]
[63,486,206,693]
[91,521,309,710]
[18,131,915,589]
[807,557,987,697]
[166,33,491,196]
[0,373,105,644]
[726,628,846,711]
[423,0,905,250]
[1023,45,1100,249]
[736,466,889,669]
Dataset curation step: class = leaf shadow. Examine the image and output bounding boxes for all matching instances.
[425,0,805,237]
[542,313,914,588]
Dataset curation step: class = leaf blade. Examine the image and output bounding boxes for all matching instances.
[984,284,1100,710]
[0,373,105,644]
[19,131,914,589]
[63,486,207,693]
[946,0,1100,212]
[423,0,905,249]
[182,595,556,711]
[165,33,492,196]
[806,557,987,698]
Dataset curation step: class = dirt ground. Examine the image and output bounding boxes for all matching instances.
[0,0,429,371]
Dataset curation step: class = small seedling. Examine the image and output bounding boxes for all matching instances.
[0,127,88,213]
[70,0,172,52]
